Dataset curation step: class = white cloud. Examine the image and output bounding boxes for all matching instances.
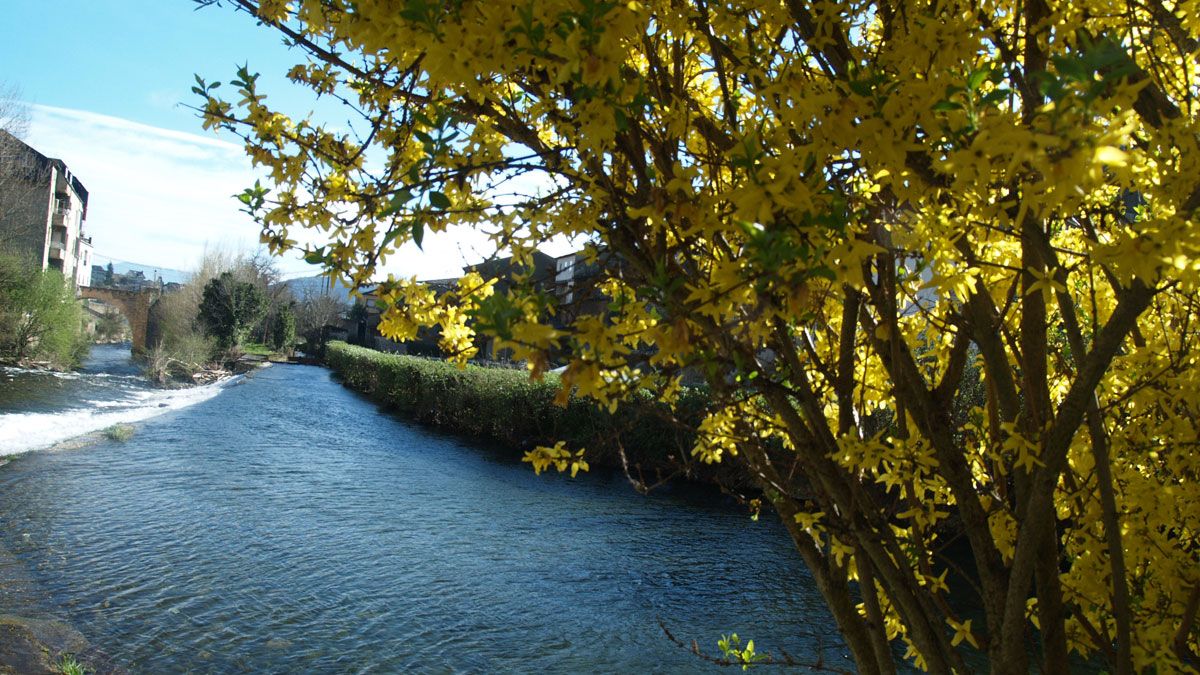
[24,104,576,285]
[26,104,273,273]
[146,89,187,112]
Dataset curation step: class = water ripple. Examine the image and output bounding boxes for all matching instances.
[0,349,855,672]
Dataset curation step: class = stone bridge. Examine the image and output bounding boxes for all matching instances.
[79,287,160,352]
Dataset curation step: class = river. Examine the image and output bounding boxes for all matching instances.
[0,344,852,672]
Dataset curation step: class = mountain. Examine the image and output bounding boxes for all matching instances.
[92,262,190,285]
[282,274,356,304]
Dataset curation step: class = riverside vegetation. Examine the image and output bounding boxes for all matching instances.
[146,250,340,384]
[325,341,754,487]
[0,250,88,370]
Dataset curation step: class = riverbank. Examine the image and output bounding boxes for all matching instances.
[0,614,123,674]
[0,538,124,674]
[142,347,275,388]
[0,357,75,373]
[324,341,753,488]
[0,345,240,457]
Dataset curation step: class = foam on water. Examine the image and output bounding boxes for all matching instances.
[0,376,239,456]
[0,367,81,380]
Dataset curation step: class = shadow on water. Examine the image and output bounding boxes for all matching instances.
[77,341,142,377]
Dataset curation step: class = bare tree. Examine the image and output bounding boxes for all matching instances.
[295,286,347,338]
[0,82,29,139]
[0,82,39,252]
[242,249,295,345]
[0,82,28,138]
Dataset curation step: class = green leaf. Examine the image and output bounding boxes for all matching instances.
[966,68,990,92]
[428,191,451,209]
[379,222,412,250]
[1038,74,1066,101]
[614,108,628,132]
[412,221,425,249]
[381,189,414,217]
[303,248,325,265]
[979,88,1012,105]
[848,79,873,96]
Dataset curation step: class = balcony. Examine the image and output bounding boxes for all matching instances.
[48,241,65,260]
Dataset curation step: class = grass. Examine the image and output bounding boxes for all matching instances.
[241,341,294,362]
[56,654,87,675]
[240,342,274,357]
[103,424,135,442]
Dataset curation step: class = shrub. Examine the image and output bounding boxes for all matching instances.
[143,332,217,384]
[0,250,89,368]
[325,341,737,484]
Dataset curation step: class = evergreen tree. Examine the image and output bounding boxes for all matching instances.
[269,303,296,352]
[197,271,267,351]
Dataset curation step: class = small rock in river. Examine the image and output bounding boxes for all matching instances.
[265,638,292,650]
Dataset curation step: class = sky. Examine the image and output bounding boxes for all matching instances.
[0,0,519,280]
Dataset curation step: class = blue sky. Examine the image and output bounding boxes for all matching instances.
[0,0,504,280]
[2,1,300,136]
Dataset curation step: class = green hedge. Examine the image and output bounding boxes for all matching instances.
[325,341,741,484]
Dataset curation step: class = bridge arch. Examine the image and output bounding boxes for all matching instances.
[78,287,159,353]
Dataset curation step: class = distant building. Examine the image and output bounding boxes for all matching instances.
[90,264,109,287]
[0,130,92,286]
[470,250,558,296]
[468,252,557,359]
[550,247,623,327]
[117,269,148,292]
[555,252,579,304]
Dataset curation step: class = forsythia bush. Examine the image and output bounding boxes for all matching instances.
[197,0,1200,671]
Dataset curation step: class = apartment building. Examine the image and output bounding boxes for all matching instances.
[0,130,92,287]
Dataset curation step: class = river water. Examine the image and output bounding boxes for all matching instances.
[0,344,851,672]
